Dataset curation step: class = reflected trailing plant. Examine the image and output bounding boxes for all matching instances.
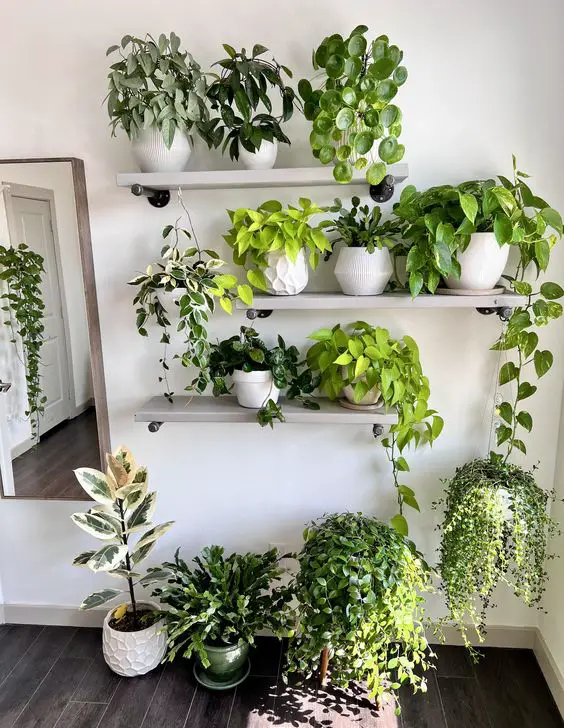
[223,198,331,291]
[323,195,401,256]
[150,546,294,665]
[434,458,560,650]
[306,322,443,534]
[106,33,209,148]
[299,26,407,184]
[205,43,298,160]
[286,513,434,708]
[71,446,174,631]
[0,243,46,439]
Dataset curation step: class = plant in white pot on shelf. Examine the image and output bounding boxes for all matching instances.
[204,43,299,169]
[105,33,209,172]
[324,196,400,295]
[71,445,174,677]
[223,198,331,295]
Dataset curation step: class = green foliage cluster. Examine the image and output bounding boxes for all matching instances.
[205,44,297,160]
[0,243,46,439]
[287,513,434,708]
[150,546,294,666]
[106,33,209,148]
[299,26,407,184]
[324,195,401,253]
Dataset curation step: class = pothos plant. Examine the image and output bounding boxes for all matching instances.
[106,33,209,148]
[306,321,443,535]
[129,197,252,400]
[205,43,298,160]
[0,243,46,439]
[299,26,407,184]
[71,445,174,630]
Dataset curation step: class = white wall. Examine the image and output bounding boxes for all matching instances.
[1,0,564,645]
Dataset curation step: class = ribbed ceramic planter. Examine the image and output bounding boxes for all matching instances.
[132,127,192,173]
[334,247,393,295]
[102,601,166,677]
[263,249,309,296]
[239,140,278,170]
[342,381,383,407]
[194,641,250,690]
[233,370,280,408]
[445,232,509,291]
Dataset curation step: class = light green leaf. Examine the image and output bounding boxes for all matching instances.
[540,282,564,300]
[534,349,553,378]
[499,361,518,385]
[516,411,533,432]
[459,192,478,224]
[309,328,333,341]
[219,297,233,314]
[390,513,408,536]
[237,284,253,306]
[247,269,267,291]
[334,352,353,366]
[80,589,122,611]
[214,274,238,289]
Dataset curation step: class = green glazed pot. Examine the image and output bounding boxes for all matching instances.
[194,641,250,690]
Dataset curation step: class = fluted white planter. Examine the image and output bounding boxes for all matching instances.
[102,602,166,677]
[342,370,382,407]
[233,370,280,408]
[132,127,192,173]
[445,232,510,291]
[239,140,278,170]
[263,249,309,296]
[334,247,393,295]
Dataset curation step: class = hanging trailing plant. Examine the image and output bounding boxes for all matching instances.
[0,243,46,439]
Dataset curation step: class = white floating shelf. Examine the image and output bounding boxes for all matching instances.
[116,164,408,192]
[135,396,398,428]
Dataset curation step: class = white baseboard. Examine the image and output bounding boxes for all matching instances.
[428,623,537,649]
[534,630,564,717]
[2,603,106,627]
[72,398,94,418]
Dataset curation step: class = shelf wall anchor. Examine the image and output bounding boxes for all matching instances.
[372,424,384,438]
[369,174,395,203]
[245,308,273,320]
[130,184,171,208]
[476,306,513,322]
[148,421,163,433]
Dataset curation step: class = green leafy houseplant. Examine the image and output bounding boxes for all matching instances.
[306,322,443,533]
[0,243,46,439]
[324,195,401,254]
[205,43,298,160]
[287,513,434,708]
[299,26,407,184]
[223,198,331,292]
[71,445,174,630]
[434,458,559,650]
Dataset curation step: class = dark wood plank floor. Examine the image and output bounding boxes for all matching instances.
[0,625,560,728]
[8,409,98,500]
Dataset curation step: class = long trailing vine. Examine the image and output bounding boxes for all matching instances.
[0,243,46,439]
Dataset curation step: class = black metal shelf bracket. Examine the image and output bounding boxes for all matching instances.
[148,421,163,433]
[476,306,513,322]
[369,174,396,203]
[131,184,171,208]
[372,424,384,438]
[245,308,273,320]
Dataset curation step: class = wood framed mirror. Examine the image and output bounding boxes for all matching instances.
[0,158,109,500]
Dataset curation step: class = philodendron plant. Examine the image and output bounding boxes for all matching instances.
[299,26,407,184]
[324,196,401,254]
[71,446,174,630]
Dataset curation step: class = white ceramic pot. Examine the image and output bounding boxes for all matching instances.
[342,372,382,407]
[102,601,166,677]
[233,370,280,409]
[239,140,278,170]
[445,232,510,291]
[263,249,309,296]
[334,247,393,295]
[132,127,192,173]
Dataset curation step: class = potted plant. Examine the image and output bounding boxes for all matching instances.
[129,196,252,400]
[105,33,209,172]
[149,546,294,690]
[299,26,407,185]
[71,445,174,676]
[205,43,298,169]
[223,198,331,295]
[286,512,435,708]
[306,321,442,533]
[324,196,400,295]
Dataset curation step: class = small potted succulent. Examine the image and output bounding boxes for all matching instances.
[71,446,174,676]
[223,198,331,295]
[205,43,298,169]
[150,546,294,690]
[324,196,400,295]
[105,33,209,172]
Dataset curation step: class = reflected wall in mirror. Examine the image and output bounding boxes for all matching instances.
[0,158,109,500]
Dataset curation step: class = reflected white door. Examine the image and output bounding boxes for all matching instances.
[11,195,71,436]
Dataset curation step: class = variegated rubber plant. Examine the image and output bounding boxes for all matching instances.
[71,446,174,630]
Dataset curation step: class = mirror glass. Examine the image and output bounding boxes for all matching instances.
[0,159,107,499]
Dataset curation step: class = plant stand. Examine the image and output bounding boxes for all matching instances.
[320,647,329,686]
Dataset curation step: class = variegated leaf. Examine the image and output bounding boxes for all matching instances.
[137,568,173,586]
[126,491,156,533]
[71,512,118,541]
[134,521,174,552]
[73,468,114,506]
[106,454,128,488]
[73,550,96,567]
[108,568,141,580]
[88,507,123,537]
[131,540,156,565]
[80,589,123,610]
[87,543,128,572]
[117,480,148,507]
[113,445,137,482]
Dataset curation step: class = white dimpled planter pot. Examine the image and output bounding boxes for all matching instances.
[102,602,166,677]
[334,247,393,296]
[132,127,192,173]
[239,139,278,170]
[445,232,510,291]
[233,370,280,409]
[263,249,309,296]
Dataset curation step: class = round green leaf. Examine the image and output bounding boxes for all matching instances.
[363,109,380,128]
[365,89,379,106]
[314,43,328,68]
[336,144,352,161]
[355,130,374,155]
[372,39,387,60]
[303,101,318,120]
[367,162,387,185]
[326,54,345,79]
[377,80,398,102]
[393,66,408,86]
[335,107,354,130]
[379,136,398,163]
[320,89,341,113]
[355,157,368,170]
[298,78,312,101]
[319,145,335,164]
[380,105,399,127]
[369,57,396,80]
[359,77,375,93]
[387,45,402,67]
[334,161,353,184]
[387,142,405,164]
[342,87,357,106]
[348,34,367,57]
[331,128,343,142]
[313,114,334,133]
[326,36,346,57]
[309,130,330,150]
[344,56,362,80]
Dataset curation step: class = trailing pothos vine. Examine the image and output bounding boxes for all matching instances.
[0,243,46,439]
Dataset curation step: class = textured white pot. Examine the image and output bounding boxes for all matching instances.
[334,247,393,295]
[233,370,280,408]
[132,127,192,173]
[445,232,510,291]
[239,140,278,170]
[102,602,166,677]
[263,249,309,296]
